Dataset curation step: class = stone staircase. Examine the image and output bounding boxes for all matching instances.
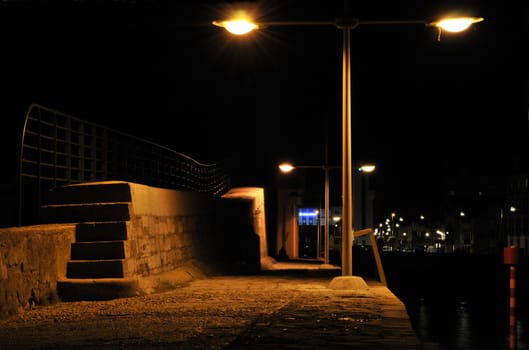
[40,182,139,301]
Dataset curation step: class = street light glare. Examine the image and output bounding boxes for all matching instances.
[359,164,376,173]
[213,19,258,35]
[278,163,295,173]
[215,16,484,36]
[434,17,484,32]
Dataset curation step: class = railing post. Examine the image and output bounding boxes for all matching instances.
[504,245,520,350]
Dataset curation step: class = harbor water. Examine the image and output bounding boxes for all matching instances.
[378,252,529,349]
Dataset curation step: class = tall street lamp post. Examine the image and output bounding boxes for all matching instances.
[213,5,483,286]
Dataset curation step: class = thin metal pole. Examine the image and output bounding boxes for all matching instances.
[341,26,353,276]
[317,208,321,259]
[509,265,517,350]
[324,166,330,264]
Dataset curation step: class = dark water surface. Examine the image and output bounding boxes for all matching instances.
[403,293,528,349]
[379,252,529,350]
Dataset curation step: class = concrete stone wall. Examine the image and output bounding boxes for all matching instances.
[0,224,76,318]
[125,185,243,277]
[0,183,265,320]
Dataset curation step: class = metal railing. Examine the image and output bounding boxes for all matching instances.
[18,103,231,226]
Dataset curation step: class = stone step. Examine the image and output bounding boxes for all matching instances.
[71,241,126,260]
[67,259,125,279]
[76,222,128,242]
[43,181,132,205]
[57,278,139,301]
[40,203,131,224]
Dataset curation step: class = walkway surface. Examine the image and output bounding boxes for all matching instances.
[0,260,439,349]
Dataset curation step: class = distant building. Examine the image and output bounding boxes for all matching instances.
[440,172,528,255]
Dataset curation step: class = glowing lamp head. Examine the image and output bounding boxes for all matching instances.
[358,164,376,173]
[213,19,258,35]
[433,17,484,32]
[278,163,295,173]
[212,9,259,35]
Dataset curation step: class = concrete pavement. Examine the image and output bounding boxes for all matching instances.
[0,259,439,349]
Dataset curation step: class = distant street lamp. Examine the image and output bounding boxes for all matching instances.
[357,163,376,232]
[279,161,375,264]
[278,162,338,265]
[213,4,483,284]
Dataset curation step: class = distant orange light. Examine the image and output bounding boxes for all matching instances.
[358,164,376,173]
[278,163,295,173]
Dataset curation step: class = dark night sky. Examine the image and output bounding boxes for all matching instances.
[0,0,527,221]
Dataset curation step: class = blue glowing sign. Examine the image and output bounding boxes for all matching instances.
[298,208,319,226]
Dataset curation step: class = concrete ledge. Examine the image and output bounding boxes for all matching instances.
[57,277,140,301]
[0,224,76,319]
[58,261,211,300]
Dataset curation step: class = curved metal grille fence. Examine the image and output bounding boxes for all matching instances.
[18,103,231,225]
